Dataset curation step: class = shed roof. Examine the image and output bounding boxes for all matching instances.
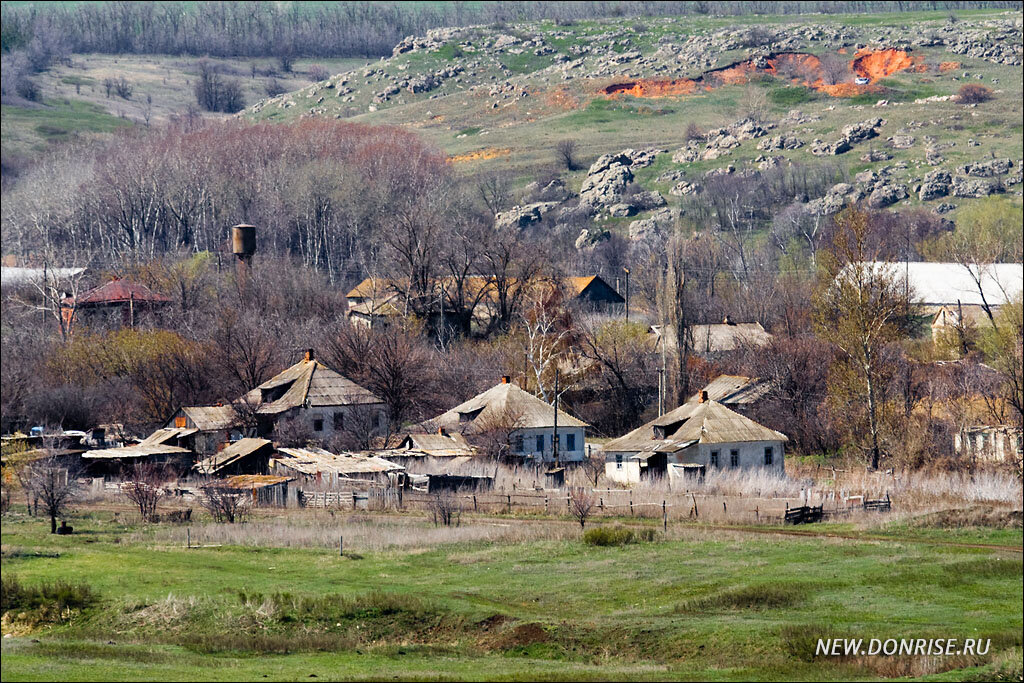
[243,359,383,414]
[274,447,404,476]
[605,399,786,454]
[399,432,475,457]
[193,438,273,475]
[430,381,588,433]
[218,474,293,490]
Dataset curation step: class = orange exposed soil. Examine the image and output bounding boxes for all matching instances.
[939,61,961,72]
[448,148,512,163]
[851,48,921,81]
[599,78,698,98]
[545,87,581,110]
[598,48,925,102]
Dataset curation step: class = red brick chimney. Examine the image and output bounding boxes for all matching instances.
[699,390,709,403]
[304,348,315,362]
[501,375,511,384]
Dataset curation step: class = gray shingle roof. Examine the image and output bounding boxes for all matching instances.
[431,381,588,433]
[605,399,786,454]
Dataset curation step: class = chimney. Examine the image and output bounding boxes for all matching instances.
[723,314,734,325]
[501,375,511,384]
[699,390,709,403]
[304,348,315,362]
[437,426,447,436]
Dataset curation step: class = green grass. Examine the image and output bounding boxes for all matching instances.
[1,508,1020,681]
[1,98,132,150]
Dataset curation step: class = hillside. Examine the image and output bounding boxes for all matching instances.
[246,10,1023,243]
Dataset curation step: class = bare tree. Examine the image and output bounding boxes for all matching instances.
[820,54,850,86]
[121,462,169,520]
[581,453,604,487]
[556,139,580,171]
[568,486,596,529]
[199,482,249,523]
[428,491,461,527]
[22,456,81,533]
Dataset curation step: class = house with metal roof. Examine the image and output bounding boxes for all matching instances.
[82,427,197,474]
[429,376,588,463]
[193,438,275,476]
[60,277,170,332]
[603,391,787,484]
[271,446,405,487]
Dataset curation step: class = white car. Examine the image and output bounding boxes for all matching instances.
[855,77,871,85]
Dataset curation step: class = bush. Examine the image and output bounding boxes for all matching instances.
[956,83,993,104]
[1,575,95,623]
[583,525,655,546]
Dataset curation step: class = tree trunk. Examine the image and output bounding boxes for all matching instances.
[865,365,881,470]
[50,514,57,534]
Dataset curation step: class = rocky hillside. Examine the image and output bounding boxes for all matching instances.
[245,10,1023,248]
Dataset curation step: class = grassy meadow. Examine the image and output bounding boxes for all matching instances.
[1,505,1021,681]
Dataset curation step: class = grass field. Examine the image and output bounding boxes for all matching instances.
[2,505,1021,681]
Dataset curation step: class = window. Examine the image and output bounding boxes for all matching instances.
[333,412,345,431]
[175,416,187,428]
[513,434,523,453]
[566,433,576,451]
[616,454,623,469]
[710,451,719,468]
[536,434,545,453]
[730,449,739,467]
[764,446,773,466]
[313,417,324,432]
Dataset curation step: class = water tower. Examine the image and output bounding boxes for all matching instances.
[230,224,256,281]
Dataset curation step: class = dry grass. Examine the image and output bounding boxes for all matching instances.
[135,511,576,552]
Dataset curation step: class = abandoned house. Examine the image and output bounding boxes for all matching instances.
[214,474,294,507]
[603,391,787,484]
[954,425,1023,466]
[429,376,588,463]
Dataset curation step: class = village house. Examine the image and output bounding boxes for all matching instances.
[603,390,787,485]
[82,426,197,475]
[61,277,170,332]
[165,405,242,456]
[193,438,276,476]
[345,275,624,330]
[271,446,405,487]
[236,350,388,439]
[651,318,773,356]
[852,262,1023,342]
[692,375,771,415]
[429,376,588,463]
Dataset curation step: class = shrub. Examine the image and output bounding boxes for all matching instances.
[308,64,330,81]
[583,525,655,546]
[1,575,95,623]
[956,83,993,104]
[677,583,806,612]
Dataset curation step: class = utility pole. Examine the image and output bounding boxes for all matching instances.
[552,367,559,467]
[623,267,630,322]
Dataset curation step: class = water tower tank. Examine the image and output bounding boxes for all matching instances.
[231,224,257,257]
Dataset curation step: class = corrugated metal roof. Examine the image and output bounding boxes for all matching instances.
[193,438,273,475]
[399,432,475,457]
[142,427,197,445]
[431,381,588,433]
[651,323,773,354]
[243,360,383,414]
[274,447,404,476]
[605,399,786,453]
[856,262,1023,307]
[70,278,170,306]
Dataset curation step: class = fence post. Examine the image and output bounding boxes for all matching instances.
[507,494,512,514]
[473,494,478,512]
[352,491,357,510]
[187,527,191,549]
[755,506,759,521]
[566,495,570,512]
[662,500,667,532]
[339,535,343,557]
[545,497,548,514]
[629,491,634,517]
[599,497,603,511]
[690,492,698,519]
[723,501,727,514]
